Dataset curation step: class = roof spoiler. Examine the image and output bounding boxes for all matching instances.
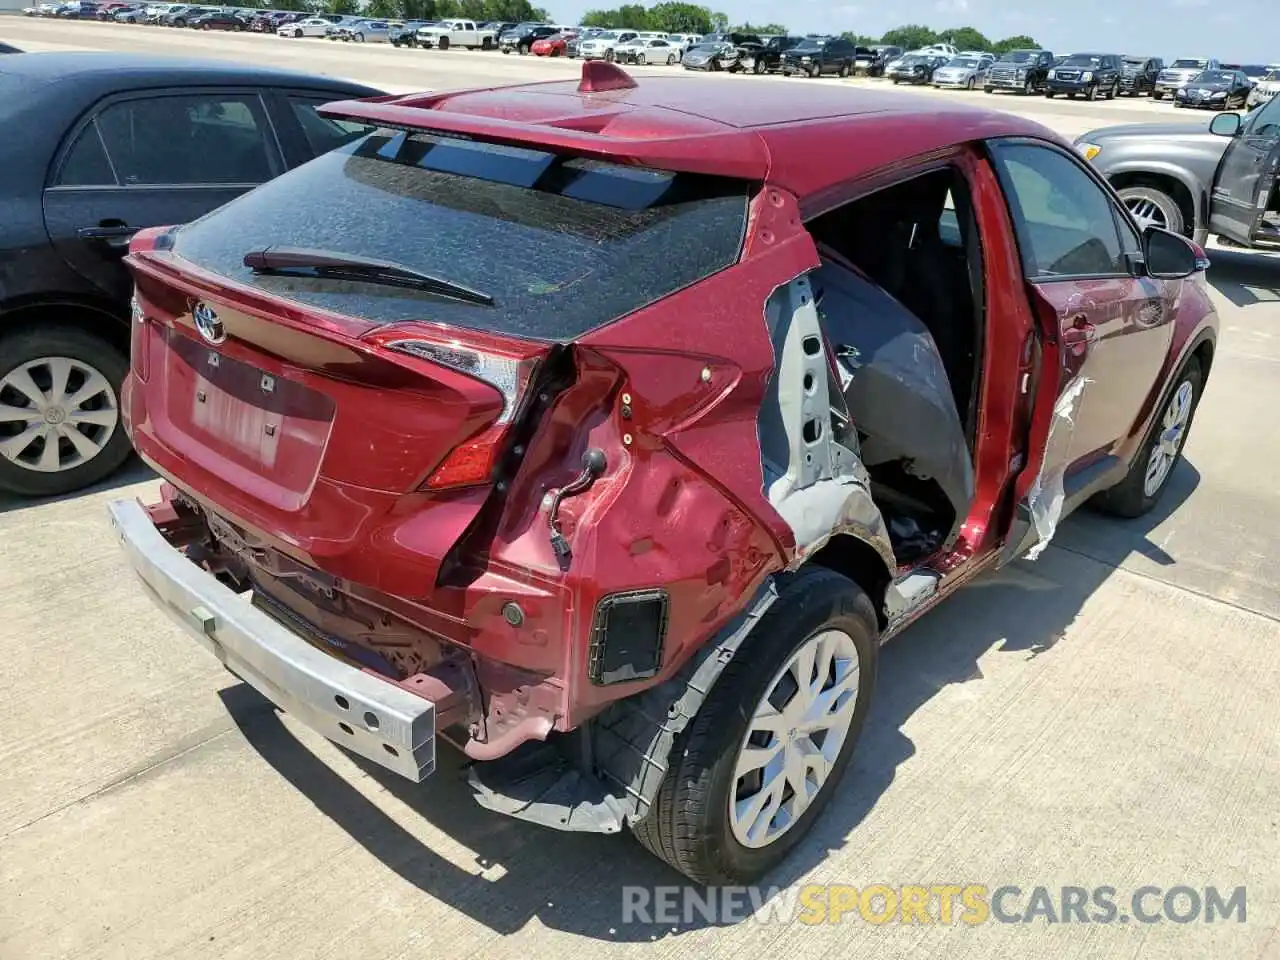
[318,81,771,182]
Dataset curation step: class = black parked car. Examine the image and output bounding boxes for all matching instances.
[0,52,383,497]
[1045,52,1124,100]
[1118,55,1163,96]
[780,36,858,77]
[1175,69,1254,109]
[984,48,1055,94]
[498,23,556,54]
[741,35,801,74]
[55,1,98,18]
[862,43,902,76]
[886,52,949,85]
[189,10,246,30]
[390,19,431,46]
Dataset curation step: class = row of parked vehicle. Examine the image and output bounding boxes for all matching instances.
[23,0,254,27]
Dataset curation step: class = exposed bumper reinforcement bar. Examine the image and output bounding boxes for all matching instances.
[107,497,436,782]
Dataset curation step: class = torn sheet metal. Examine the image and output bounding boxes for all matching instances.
[1024,375,1089,560]
[756,273,897,574]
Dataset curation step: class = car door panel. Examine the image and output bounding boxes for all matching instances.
[42,89,283,303]
[986,137,1177,562]
[1209,97,1280,244]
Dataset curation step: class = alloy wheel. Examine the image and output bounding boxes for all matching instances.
[728,628,861,848]
[1125,195,1169,231]
[0,356,119,474]
[1144,380,1194,497]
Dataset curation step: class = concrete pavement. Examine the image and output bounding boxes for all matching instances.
[1,18,1278,960]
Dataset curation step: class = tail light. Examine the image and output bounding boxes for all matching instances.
[379,336,541,490]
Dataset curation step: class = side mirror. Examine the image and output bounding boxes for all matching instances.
[1209,112,1242,137]
[1143,226,1205,279]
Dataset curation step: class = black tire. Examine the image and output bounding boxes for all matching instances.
[983,85,993,93]
[837,62,849,78]
[1106,81,1118,99]
[0,325,132,498]
[438,35,449,50]
[501,47,510,54]
[667,53,676,66]
[966,76,975,90]
[809,64,820,78]
[1152,91,1164,100]
[1092,359,1203,518]
[1045,90,1055,98]
[1117,184,1185,235]
[636,52,645,65]
[603,47,613,62]
[1023,77,1034,95]
[753,57,765,74]
[482,37,493,49]
[630,567,880,885]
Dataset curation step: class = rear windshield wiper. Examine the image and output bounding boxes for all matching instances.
[242,246,494,306]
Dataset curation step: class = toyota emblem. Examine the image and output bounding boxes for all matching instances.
[193,302,225,345]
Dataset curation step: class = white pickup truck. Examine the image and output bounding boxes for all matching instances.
[414,18,498,50]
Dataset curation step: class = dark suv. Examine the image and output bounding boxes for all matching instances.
[984,48,1054,94]
[1045,52,1124,100]
[1118,55,1163,96]
[780,35,857,77]
[743,35,801,74]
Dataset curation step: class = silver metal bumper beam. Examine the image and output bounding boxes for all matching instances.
[107,497,436,782]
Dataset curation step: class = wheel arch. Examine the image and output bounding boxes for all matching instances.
[0,296,128,354]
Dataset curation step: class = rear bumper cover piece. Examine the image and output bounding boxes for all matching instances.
[107,496,437,782]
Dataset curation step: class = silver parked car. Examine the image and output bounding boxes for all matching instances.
[932,54,993,90]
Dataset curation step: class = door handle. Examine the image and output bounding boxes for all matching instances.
[77,222,137,252]
[1062,315,1097,355]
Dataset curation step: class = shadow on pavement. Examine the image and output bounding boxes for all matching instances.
[1206,248,1280,309]
[0,456,154,516]
[222,458,1200,941]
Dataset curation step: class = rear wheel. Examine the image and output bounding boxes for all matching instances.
[438,35,449,50]
[753,56,765,74]
[0,326,131,498]
[636,52,646,64]
[667,53,676,66]
[966,76,975,90]
[1093,359,1203,518]
[630,568,879,885]
[837,62,850,78]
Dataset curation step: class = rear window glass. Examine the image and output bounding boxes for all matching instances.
[171,130,750,343]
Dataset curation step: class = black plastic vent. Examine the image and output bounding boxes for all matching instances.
[588,589,670,685]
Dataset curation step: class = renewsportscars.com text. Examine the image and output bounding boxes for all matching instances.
[621,884,1247,926]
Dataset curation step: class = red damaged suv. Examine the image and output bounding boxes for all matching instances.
[110,62,1217,884]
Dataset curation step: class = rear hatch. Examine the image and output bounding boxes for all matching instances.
[126,126,748,576]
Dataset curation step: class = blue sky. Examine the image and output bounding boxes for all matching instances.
[555,0,1279,64]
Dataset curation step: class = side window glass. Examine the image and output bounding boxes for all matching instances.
[55,123,116,187]
[95,94,275,186]
[289,96,376,155]
[989,141,1126,279]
